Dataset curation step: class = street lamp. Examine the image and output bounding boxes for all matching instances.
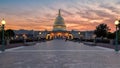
[39,32,41,35]
[93,34,96,46]
[1,18,6,52]
[39,32,42,41]
[78,32,81,42]
[114,20,120,52]
[78,32,81,38]
[23,34,27,44]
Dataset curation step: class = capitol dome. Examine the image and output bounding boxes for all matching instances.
[53,9,66,31]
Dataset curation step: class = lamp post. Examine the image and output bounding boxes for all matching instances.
[78,32,80,38]
[39,32,41,41]
[78,32,80,34]
[78,32,81,42]
[93,34,96,46]
[23,34,27,44]
[1,19,6,52]
[39,32,41,35]
[114,20,120,52]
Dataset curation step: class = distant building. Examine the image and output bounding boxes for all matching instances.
[81,31,94,39]
[70,30,95,39]
[14,29,39,39]
[70,30,80,38]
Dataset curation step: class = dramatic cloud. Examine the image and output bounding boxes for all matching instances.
[0,0,120,32]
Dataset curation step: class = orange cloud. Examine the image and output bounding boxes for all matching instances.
[1,0,120,32]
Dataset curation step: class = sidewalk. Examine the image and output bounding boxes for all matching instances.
[83,42,120,50]
[0,43,25,49]
[0,40,120,68]
[0,42,36,49]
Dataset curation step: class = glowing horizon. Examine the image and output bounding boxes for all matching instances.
[0,0,120,32]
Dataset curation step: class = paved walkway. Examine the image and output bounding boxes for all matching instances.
[83,42,120,49]
[0,39,120,68]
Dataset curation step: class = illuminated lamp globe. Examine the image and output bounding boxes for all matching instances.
[115,20,120,25]
[1,19,6,25]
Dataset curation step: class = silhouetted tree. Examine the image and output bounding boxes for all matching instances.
[0,25,2,40]
[94,23,110,39]
[5,29,15,45]
[5,29,15,39]
[0,30,2,41]
[107,32,115,39]
[114,30,120,40]
[117,20,120,30]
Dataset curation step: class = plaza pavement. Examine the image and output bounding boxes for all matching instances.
[0,39,120,68]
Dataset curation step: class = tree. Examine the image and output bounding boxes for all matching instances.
[5,29,15,39]
[94,23,110,39]
[0,30,2,41]
[0,25,2,40]
[117,20,120,30]
[114,30,120,40]
[5,29,15,45]
[107,32,115,39]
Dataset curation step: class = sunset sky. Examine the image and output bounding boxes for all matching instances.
[0,0,120,32]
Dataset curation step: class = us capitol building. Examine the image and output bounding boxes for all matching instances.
[46,9,73,40]
[14,9,95,40]
[39,9,94,40]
